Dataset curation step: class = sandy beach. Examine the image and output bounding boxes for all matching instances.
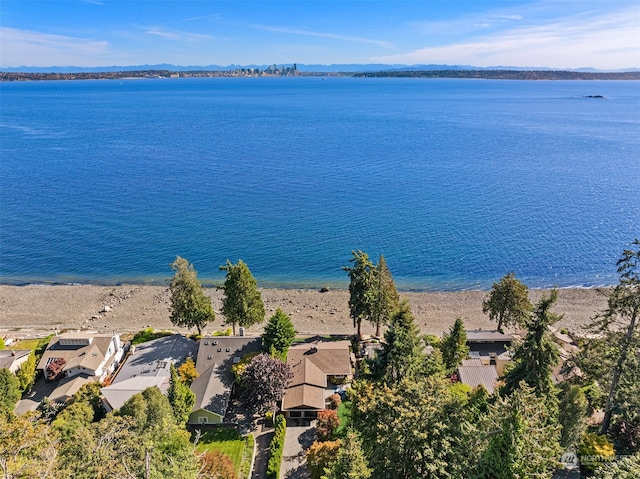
[0,284,612,341]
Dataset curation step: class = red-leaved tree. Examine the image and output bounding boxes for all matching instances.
[316,409,340,441]
[242,353,293,415]
[46,358,66,381]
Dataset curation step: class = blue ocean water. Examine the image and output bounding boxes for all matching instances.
[1,77,639,290]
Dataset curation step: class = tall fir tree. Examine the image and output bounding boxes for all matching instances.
[262,308,297,359]
[440,317,470,373]
[220,259,265,335]
[168,256,215,334]
[501,289,561,400]
[343,250,375,338]
[369,255,400,337]
[167,364,195,425]
[588,239,640,436]
[379,301,425,385]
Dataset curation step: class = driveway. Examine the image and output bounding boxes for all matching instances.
[14,376,56,415]
[280,419,315,479]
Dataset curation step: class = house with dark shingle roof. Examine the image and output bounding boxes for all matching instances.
[188,336,262,425]
[281,339,353,419]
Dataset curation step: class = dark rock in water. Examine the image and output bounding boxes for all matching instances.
[584,95,605,99]
[319,287,330,293]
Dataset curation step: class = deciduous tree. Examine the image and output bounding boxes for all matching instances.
[306,440,340,479]
[241,353,292,415]
[262,308,296,359]
[351,376,475,479]
[169,256,215,334]
[0,412,59,478]
[482,272,532,332]
[317,409,340,441]
[177,357,199,386]
[220,259,265,335]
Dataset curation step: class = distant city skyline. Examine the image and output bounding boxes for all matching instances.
[1,0,638,70]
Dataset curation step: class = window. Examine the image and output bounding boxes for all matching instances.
[289,411,302,418]
[198,417,208,424]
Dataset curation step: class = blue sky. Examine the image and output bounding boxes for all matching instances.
[1,1,638,69]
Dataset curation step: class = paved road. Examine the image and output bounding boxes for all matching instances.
[280,419,315,479]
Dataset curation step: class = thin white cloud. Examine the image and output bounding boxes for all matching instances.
[374,8,640,69]
[0,27,109,67]
[144,26,213,42]
[145,27,180,40]
[252,24,394,49]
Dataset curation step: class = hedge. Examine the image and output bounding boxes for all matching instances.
[266,414,287,479]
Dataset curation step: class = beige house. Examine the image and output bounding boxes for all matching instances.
[0,349,32,374]
[282,339,354,419]
[37,332,124,382]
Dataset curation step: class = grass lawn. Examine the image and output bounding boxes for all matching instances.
[7,338,42,350]
[335,400,353,438]
[195,429,251,475]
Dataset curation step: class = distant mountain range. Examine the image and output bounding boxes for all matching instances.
[2,63,638,74]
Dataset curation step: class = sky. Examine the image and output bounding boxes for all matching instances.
[1,0,639,70]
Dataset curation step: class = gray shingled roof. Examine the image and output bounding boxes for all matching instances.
[113,334,198,383]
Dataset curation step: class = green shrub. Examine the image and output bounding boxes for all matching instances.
[266,415,287,479]
[132,328,173,345]
[213,328,232,337]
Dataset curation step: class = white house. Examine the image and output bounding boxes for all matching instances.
[37,332,124,382]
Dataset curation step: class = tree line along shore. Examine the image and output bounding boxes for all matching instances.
[1,241,639,478]
[2,69,639,82]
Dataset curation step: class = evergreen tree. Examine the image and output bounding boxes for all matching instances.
[482,272,532,332]
[262,308,297,359]
[16,352,37,392]
[343,250,375,338]
[379,301,425,385]
[474,382,562,479]
[167,364,195,425]
[220,259,265,335]
[323,429,371,479]
[589,239,640,436]
[168,256,215,334]
[501,289,561,400]
[369,255,400,337]
[0,368,21,418]
[440,317,470,373]
[557,383,588,449]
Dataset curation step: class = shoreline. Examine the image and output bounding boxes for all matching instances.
[0,284,611,340]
